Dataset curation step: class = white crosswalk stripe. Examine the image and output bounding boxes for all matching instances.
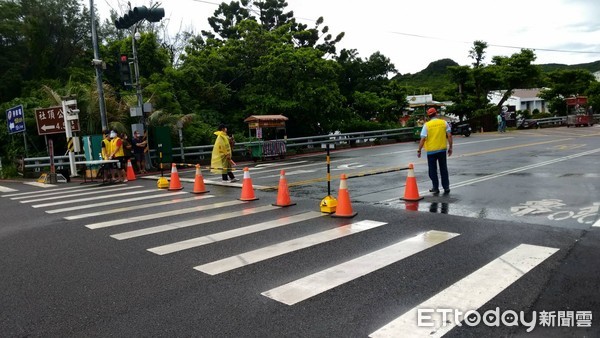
[10,184,121,200]
[111,204,279,240]
[194,220,387,275]
[87,200,245,230]
[63,194,211,219]
[7,183,561,337]
[46,191,188,214]
[262,230,459,305]
[148,211,325,255]
[24,182,58,188]
[369,244,559,337]
[0,185,18,193]
[31,188,153,207]
[19,185,140,203]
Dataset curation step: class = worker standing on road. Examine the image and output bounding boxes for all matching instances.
[132,130,147,174]
[417,107,453,195]
[109,130,127,183]
[100,130,114,183]
[211,124,238,183]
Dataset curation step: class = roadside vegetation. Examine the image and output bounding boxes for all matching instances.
[1,0,599,177]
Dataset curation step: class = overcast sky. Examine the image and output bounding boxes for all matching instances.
[92,0,600,74]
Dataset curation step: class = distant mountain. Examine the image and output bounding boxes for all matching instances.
[537,60,600,73]
[393,59,459,99]
[394,59,600,100]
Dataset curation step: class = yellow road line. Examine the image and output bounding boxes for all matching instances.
[453,138,572,158]
[260,138,574,190]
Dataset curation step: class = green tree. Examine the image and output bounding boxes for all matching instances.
[0,1,26,101]
[240,43,345,135]
[0,0,92,102]
[446,65,471,121]
[488,49,540,109]
[539,69,596,115]
[205,0,252,40]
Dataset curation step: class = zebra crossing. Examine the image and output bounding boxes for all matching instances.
[1,183,561,336]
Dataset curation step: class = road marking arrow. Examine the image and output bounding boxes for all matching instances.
[260,169,316,178]
[334,163,365,170]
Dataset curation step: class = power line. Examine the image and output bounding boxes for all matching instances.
[390,31,600,55]
[188,0,220,6]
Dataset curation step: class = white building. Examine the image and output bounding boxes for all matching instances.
[488,88,547,113]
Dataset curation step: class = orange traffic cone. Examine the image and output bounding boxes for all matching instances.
[168,163,183,191]
[272,170,295,207]
[126,159,136,181]
[332,174,357,218]
[239,167,258,201]
[192,164,209,194]
[400,163,423,201]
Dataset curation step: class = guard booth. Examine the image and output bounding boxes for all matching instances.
[244,115,288,161]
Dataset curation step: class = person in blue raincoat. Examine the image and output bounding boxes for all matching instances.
[211,124,238,182]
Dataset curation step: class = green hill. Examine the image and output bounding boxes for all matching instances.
[393,59,459,100]
[393,58,600,100]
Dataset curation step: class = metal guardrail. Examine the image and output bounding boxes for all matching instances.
[22,128,414,172]
[171,127,414,161]
[23,154,86,170]
[535,116,566,127]
[529,114,599,128]
[22,114,600,172]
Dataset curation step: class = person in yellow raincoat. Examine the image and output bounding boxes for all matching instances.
[211,124,238,182]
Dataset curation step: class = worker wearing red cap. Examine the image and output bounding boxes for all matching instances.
[417,107,453,195]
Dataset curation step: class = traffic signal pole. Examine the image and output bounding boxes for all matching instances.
[115,5,164,171]
[132,27,143,113]
[131,25,150,171]
[89,0,108,131]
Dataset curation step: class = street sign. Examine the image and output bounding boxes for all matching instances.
[34,106,80,135]
[6,105,25,134]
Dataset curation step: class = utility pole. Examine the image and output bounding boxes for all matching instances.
[115,5,165,170]
[132,27,144,115]
[131,25,151,170]
[89,0,108,131]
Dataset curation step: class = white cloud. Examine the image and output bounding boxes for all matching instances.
[91,0,600,74]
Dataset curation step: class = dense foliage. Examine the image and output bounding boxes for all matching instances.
[1,0,599,176]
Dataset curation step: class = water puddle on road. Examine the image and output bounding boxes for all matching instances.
[378,199,594,229]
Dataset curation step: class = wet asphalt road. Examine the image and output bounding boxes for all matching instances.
[0,126,598,337]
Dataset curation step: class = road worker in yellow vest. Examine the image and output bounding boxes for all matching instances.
[109,130,127,183]
[100,130,114,183]
[417,107,453,195]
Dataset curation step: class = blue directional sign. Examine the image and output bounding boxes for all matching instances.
[6,105,25,134]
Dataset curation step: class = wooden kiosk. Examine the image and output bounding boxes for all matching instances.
[244,115,288,161]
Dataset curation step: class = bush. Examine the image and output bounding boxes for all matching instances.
[532,112,552,119]
[0,163,19,179]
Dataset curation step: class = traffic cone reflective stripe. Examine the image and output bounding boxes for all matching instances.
[192,164,209,194]
[239,167,258,201]
[400,163,423,201]
[126,159,136,181]
[168,163,183,191]
[332,174,357,218]
[272,170,295,207]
